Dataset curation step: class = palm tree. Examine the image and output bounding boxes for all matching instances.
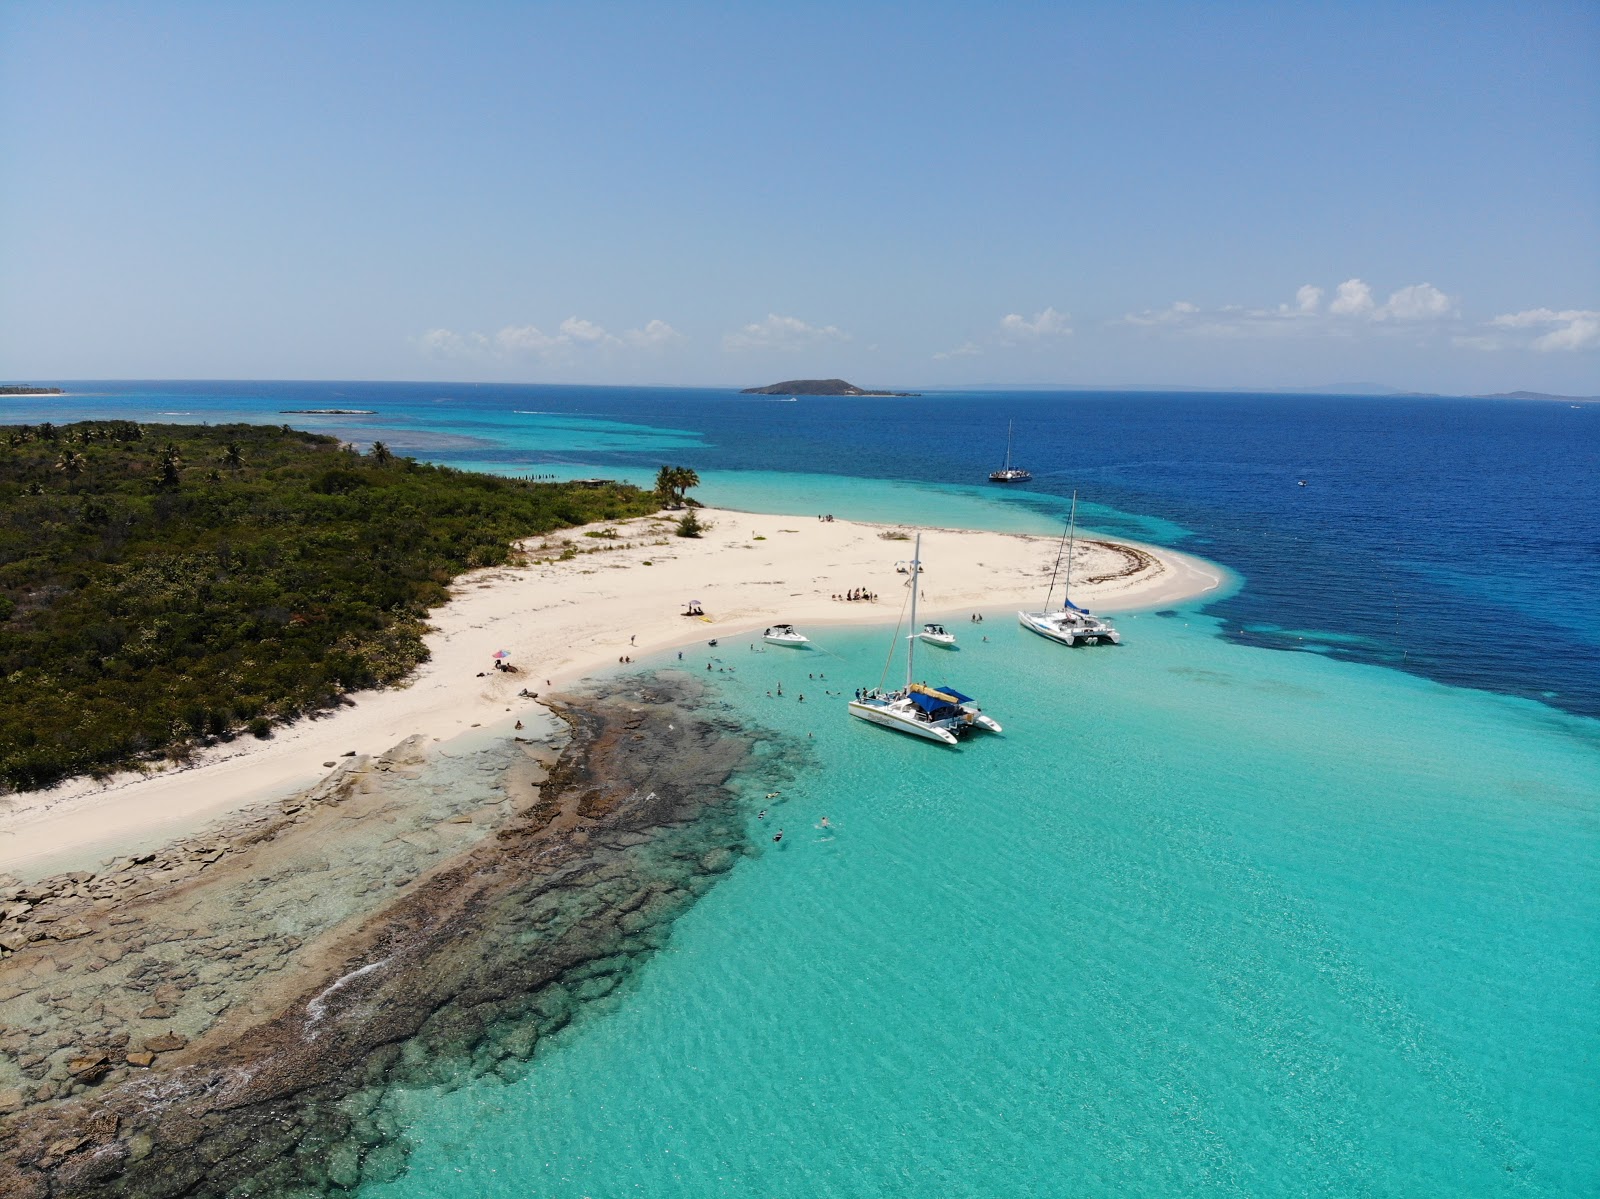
[655,464,701,505]
[157,444,183,489]
[370,440,393,466]
[221,442,244,473]
[55,448,86,479]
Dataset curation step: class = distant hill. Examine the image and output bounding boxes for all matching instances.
[0,386,64,396]
[1475,391,1598,403]
[740,378,919,396]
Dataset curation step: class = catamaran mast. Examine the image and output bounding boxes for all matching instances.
[1003,420,1014,471]
[906,533,921,688]
[1061,492,1078,610]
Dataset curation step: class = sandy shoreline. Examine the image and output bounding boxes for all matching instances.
[0,507,1222,879]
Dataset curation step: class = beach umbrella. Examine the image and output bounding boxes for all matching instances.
[492,650,510,659]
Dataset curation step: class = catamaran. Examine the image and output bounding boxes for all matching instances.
[1017,492,1122,647]
[916,622,956,647]
[848,535,1001,745]
[988,420,1032,483]
[763,623,810,646]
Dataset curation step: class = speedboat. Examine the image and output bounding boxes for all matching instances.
[917,622,956,647]
[847,534,1001,745]
[763,623,810,646]
[1017,492,1122,648]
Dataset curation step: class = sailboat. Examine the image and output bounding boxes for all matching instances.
[1017,492,1122,647]
[988,420,1032,483]
[848,534,1001,745]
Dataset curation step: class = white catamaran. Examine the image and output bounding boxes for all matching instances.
[1017,492,1122,647]
[848,535,1001,745]
[988,420,1032,483]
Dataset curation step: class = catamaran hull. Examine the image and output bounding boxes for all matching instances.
[848,702,960,744]
[848,701,1001,744]
[1017,611,1122,647]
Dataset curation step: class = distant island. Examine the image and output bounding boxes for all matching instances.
[0,385,63,396]
[740,378,919,396]
[1475,391,1597,403]
[280,408,378,414]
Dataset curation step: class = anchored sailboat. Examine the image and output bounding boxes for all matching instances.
[1017,492,1122,647]
[848,534,1001,745]
[988,420,1032,483]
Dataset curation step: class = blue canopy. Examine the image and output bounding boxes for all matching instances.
[1065,600,1089,613]
[906,685,973,714]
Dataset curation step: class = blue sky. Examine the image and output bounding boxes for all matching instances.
[2,2,1596,393]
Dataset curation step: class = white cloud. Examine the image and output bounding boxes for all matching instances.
[623,318,683,348]
[557,317,617,346]
[999,306,1073,341]
[1125,279,1459,339]
[1124,301,1200,327]
[1328,278,1375,317]
[1381,283,1454,321]
[493,324,560,353]
[1487,308,1600,352]
[419,316,682,361]
[933,341,983,360]
[722,314,849,352]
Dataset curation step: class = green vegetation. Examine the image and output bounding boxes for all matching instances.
[674,509,706,538]
[0,421,662,791]
[654,464,701,506]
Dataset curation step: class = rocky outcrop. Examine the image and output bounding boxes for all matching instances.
[0,674,783,1197]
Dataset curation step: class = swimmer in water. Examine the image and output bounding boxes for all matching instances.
[773,829,784,843]
[817,816,830,829]
[758,809,766,819]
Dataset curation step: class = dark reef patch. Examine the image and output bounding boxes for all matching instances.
[0,672,791,1197]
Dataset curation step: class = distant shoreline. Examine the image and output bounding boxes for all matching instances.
[279,408,378,414]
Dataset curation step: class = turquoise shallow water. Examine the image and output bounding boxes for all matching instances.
[366,608,1598,1198]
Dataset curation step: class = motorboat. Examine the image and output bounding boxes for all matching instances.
[763,623,810,646]
[916,622,957,647]
[848,535,1001,745]
[988,420,1032,483]
[1018,492,1122,648]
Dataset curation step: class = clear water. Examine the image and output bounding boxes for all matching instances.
[10,382,1598,1193]
[366,614,1598,1198]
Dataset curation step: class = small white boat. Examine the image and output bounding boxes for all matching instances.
[917,622,957,647]
[763,623,810,646]
[1018,492,1122,648]
[848,535,1000,745]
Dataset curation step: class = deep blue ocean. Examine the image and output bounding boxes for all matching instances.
[7,382,1598,1196]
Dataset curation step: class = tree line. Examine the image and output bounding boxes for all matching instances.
[0,422,672,791]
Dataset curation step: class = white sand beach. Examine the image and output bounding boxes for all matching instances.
[0,509,1222,878]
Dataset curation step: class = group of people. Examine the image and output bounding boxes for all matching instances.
[816,514,836,522]
[834,589,877,602]
[968,613,986,623]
